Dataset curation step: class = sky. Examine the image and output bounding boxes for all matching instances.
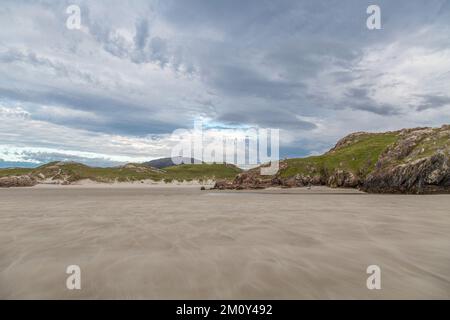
[0,0,449,167]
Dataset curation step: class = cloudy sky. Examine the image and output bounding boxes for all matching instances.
[1,0,449,167]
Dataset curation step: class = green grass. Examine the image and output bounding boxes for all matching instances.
[280,133,399,178]
[409,130,450,160]
[34,162,165,182]
[1,162,242,183]
[0,167,33,177]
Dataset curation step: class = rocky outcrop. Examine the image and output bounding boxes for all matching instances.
[362,152,449,194]
[213,168,360,190]
[327,170,360,188]
[360,124,450,194]
[0,175,37,188]
[213,125,450,194]
[360,126,449,193]
[213,171,279,190]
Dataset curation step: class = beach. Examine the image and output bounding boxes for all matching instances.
[0,185,449,299]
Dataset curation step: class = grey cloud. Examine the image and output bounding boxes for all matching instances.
[134,18,150,51]
[87,21,131,60]
[82,6,184,70]
[0,87,179,136]
[350,103,401,116]
[416,94,450,111]
[0,49,97,85]
[344,87,401,115]
[218,110,317,130]
[207,64,304,100]
[345,88,371,99]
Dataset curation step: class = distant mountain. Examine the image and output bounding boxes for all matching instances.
[143,157,202,169]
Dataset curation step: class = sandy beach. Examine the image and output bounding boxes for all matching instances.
[0,185,449,299]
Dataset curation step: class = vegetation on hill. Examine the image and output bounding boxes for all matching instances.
[279,132,399,179]
[214,125,449,194]
[0,161,242,185]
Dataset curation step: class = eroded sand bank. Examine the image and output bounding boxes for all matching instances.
[0,186,449,299]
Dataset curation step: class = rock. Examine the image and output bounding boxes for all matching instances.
[212,180,233,190]
[213,169,279,190]
[360,125,449,194]
[0,175,37,188]
[311,175,322,185]
[327,170,359,188]
[362,152,450,194]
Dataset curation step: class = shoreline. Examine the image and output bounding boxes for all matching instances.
[30,178,216,189]
[2,180,449,194]
[2,182,365,194]
[0,179,363,193]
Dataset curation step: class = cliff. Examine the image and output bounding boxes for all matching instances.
[214,125,450,194]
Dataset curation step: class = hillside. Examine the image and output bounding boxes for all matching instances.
[214,125,450,194]
[0,161,241,187]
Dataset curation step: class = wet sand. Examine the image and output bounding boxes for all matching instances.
[0,186,449,299]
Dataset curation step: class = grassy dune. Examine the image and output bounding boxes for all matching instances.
[0,161,241,183]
